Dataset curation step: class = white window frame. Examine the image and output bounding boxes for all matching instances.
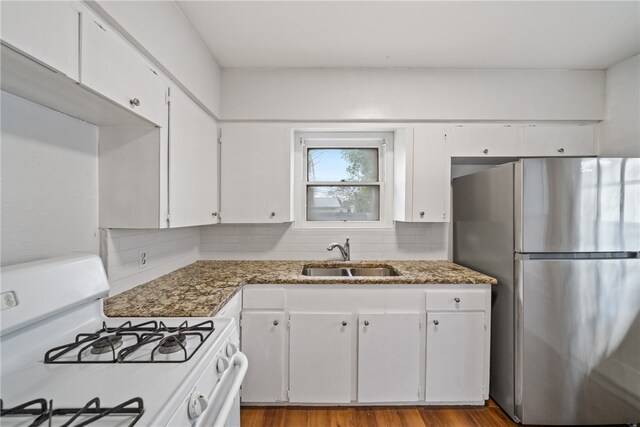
[294,131,394,229]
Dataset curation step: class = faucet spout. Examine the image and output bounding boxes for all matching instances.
[327,238,351,261]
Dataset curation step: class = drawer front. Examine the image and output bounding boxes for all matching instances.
[425,289,486,311]
[451,125,523,157]
[80,11,167,127]
[243,288,285,309]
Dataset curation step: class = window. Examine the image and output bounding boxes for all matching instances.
[295,132,394,228]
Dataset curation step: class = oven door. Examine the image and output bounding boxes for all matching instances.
[167,350,248,427]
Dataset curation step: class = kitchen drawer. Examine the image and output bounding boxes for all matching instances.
[243,288,285,309]
[425,289,486,311]
[451,125,523,157]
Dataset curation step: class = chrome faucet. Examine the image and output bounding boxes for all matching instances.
[327,238,350,261]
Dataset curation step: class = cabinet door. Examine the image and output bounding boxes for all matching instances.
[80,10,167,126]
[451,125,523,157]
[289,312,352,403]
[412,125,450,222]
[220,126,292,223]
[426,312,485,403]
[1,1,80,81]
[358,313,422,402]
[240,311,287,403]
[168,87,218,227]
[524,124,596,157]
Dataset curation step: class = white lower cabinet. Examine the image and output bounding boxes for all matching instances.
[289,312,353,403]
[357,313,422,402]
[239,285,491,406]
[425,312,486,403]
[240,311,287,403]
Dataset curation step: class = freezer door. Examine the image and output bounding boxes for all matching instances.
[519,158,640,252]
[516,258,640,425]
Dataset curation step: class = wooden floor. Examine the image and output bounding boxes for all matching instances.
[241,400,517,427]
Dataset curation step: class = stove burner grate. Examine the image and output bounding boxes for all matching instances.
[44,320,215,364]
[0,397,144,426]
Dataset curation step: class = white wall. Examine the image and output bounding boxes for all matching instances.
[599,54,640,157]
[221,68,604,121]
[101,227,200,296]
[0,92,98,266]
[90,0,222,118]
[200,223,448,261]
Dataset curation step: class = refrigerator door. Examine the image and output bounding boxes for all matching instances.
[519,158,640,253]
[516,258,640,425]
[452,162,517,419]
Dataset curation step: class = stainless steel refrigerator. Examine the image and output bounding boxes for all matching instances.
[453,158,640,425]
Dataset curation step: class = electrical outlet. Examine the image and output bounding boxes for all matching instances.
[138,249,148,269]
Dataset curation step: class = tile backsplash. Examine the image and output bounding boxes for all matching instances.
[103,222,448,295]
[101,227,200,296]
[200,222,448,261]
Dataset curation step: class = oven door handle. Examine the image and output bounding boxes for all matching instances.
[212,350,248,427]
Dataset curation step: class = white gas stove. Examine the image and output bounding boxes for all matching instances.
[0,254,247,426]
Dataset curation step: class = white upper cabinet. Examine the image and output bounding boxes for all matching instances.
[0,1,80,81]
[523,124,596,157]
[168,86,219,227]
[220,126,293,223]
[80,9,168,127]
[451,124,524,157]
[395,125,450,222]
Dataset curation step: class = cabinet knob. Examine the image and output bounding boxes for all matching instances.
[557,147,565,153]
[364,320,370,326]
[483,148,489,154]
[454,297,461,303]
[270,211,276,218]
[129,98,140,107]
[273,320,279,326]
[419,211,425,218]
[212,212,218,217]
[342,321,348,326]
[433,320,440,325]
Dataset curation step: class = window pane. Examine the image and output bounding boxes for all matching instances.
[307,148,378,182]
[307,186,380,221]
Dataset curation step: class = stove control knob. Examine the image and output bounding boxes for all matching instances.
[226,343,238,357]
[187,391,208,420]
[216,356,230,374]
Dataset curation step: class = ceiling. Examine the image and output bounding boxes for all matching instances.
[177,1,639,70]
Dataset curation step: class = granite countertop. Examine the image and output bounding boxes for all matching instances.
[103,260,497,318]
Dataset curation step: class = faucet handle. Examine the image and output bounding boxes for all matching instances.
[345,237,350,244]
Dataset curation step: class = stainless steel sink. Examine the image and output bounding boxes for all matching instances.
[349,267,399,277]
[301,266,400,277]
[301,267,352,277]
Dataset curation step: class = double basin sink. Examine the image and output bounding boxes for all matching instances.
[301,265,400,277]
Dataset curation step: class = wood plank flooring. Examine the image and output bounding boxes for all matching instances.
[241,400,517,427]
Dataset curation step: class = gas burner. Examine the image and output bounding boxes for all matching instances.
[157,334,186,354]
[90,335,123,355]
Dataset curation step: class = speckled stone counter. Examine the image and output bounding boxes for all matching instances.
[103,260,496,318]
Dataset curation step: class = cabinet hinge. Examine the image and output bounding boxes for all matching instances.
[165,90,170,105]
[287,317,291,329]
[218,136,222,144]
[166,213,171,225]
[484,314,487,330]
[287,389,291,399]
[418,387,423,399]
[419,317,423,330]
